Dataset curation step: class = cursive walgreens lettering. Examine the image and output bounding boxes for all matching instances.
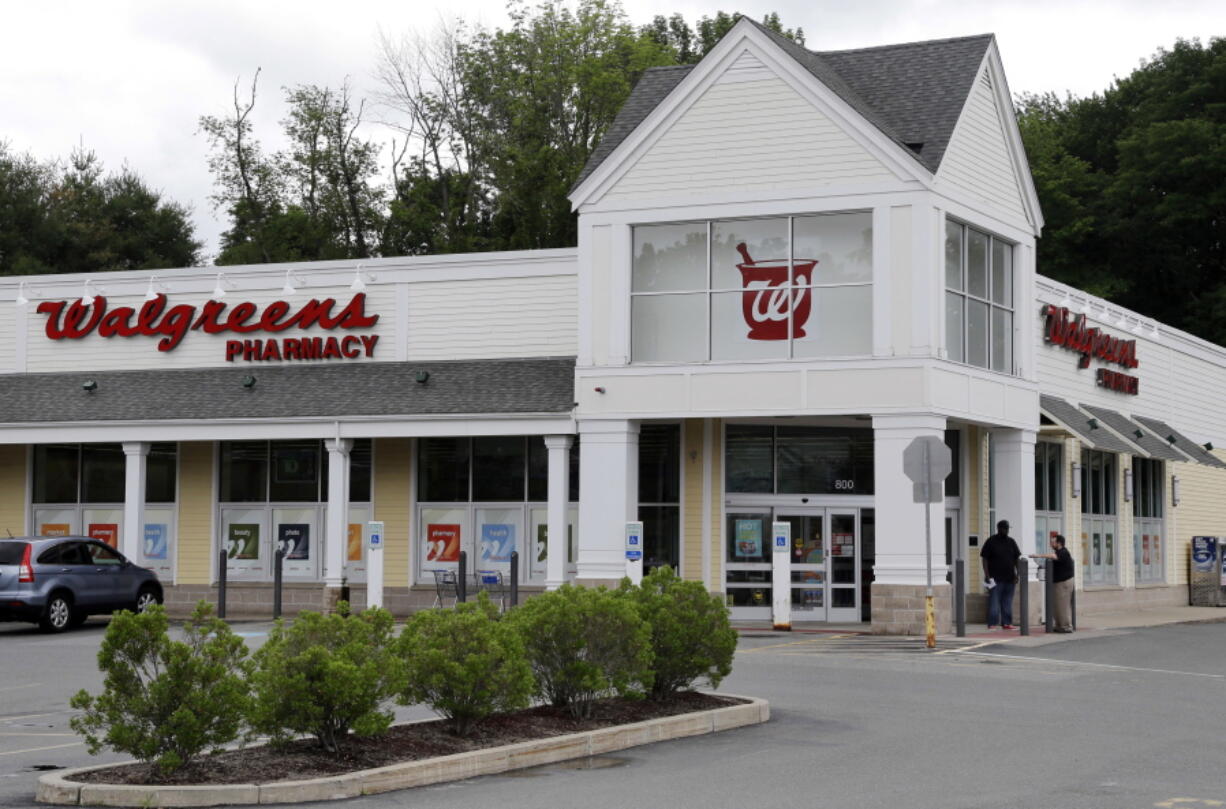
[37,293,379,353]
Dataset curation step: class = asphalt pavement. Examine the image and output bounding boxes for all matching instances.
[3,617,1225,809]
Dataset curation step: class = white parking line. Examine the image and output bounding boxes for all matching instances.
[0,741,82,756]
[0,683,40,693]
[949,650,1226,679]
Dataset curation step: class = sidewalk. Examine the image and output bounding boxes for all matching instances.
[733,604,1226,646]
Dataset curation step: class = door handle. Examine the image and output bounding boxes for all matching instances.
[59,568,71,573]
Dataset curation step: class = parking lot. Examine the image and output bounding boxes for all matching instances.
[3,619,1226,809]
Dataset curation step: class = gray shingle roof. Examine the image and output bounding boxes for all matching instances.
[0,357,577,424]
[1081,406,1187,462]
[1040,395,1135,454]
[1133,416,1226,469]
[572,24,993,191]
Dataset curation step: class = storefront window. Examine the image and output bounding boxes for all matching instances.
[632,212,873,363]
[417,436,580,586]
[33,443,177,505]
[945,220,1014,373]
[1080,448,1118,584]
[1133,457,1164,583]
[639,424,681,573]
[1034,441,1063,555]
[726,425,874,495]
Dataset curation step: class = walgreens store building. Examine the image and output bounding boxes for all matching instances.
[2,20,1223,631]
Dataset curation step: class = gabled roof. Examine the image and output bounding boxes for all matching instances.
[572,22,994,191]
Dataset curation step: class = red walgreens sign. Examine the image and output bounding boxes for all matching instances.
[36,293,379,362]
[1042,304,1139,395]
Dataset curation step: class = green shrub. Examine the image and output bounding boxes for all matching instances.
[69,602,250,776]
[397,594,533,736]
[510,584,652,719]
[250,604,399,754]
[621,566,738,699]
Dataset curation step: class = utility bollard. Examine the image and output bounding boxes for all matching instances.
[1018,557,1030,636]
[954,559,966,637]
[273,548,284,620]
[509,551,519,608]
[1044,559,1055,633]
[1071,589,1077,631]
[217,550,228,619]
[457,551,468,603]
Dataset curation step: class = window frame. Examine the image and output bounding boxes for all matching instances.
[944,219,1016,374]
[1080,448,1119,585]
[630,212,874,363]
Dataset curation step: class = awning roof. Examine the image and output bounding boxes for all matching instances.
[1133,416,1226,470]
[1039,396,1135,454]
[1081,406,1188,462]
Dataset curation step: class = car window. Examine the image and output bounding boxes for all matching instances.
[60,543,94,565]
[35,544,63,564]
[87,543,124,566]
[0,542,29,565]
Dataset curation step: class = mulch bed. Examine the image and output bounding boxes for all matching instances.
[75,692,744,786]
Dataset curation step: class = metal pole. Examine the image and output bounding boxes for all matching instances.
[217,550,227,619]
[1044,559,1055,633]
[1018,557,1029,635]
[1071,588,1077,631]
[458,551,468,603]
[954,559,966,637]
[923,440,936,648]
[509,551,519,608]
[273,548,284,620]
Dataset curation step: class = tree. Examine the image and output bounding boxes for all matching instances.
[1018,38,1226,345]
[0,142,200,275]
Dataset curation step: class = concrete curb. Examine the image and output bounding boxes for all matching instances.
[37,695,768,807]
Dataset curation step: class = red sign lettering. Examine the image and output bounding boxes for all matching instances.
[1042,305,1138,370]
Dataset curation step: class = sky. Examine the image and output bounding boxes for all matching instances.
[2,0,1221,260]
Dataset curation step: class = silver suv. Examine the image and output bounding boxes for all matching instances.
[0,537,163,632]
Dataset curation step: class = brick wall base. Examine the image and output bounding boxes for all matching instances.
[870,583,952,635]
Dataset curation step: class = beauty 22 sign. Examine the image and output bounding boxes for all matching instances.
[36,293,380,363]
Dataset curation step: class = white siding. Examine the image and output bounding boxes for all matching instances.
[936,68,1028,222]
[0,305,15,371]
[603,60,894,201]
[406,275,577,360]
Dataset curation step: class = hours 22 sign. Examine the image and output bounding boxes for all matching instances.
[36,293,379,363]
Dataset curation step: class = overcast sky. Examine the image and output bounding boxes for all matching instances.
[2,0,1221,260]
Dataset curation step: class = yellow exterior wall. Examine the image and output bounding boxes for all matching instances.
[682,420,703,582]
[0,445,27,537]
[374,438,412,588]
[177,442,213,585]
[1169,458,1226,586]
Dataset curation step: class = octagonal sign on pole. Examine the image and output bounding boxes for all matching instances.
[902,435,952,648]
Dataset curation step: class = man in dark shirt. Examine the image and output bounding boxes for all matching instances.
[1032,534,1075,632]
[980,520,1021,629]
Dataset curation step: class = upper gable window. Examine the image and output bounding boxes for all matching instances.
[944,219,1014,373]
[631,212,872,363]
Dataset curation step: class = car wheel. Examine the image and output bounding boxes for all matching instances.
[134,587,160,614]
[40,593,74,633]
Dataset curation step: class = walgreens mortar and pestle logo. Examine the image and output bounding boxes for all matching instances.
[735,243,816,340]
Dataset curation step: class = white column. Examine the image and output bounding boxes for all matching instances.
[324,439,352,588]
[544,435,574,590]
[872,414,946,585]
[121,442,150,562]
[991,428,1037,579]
[577,420,638,585]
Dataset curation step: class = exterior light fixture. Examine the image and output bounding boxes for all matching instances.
[1150,323,1160,341]
[241,375,257,389]
[414,370,430,384]
[1124,467,1133,502]
[82,379,98,393]
[1087,418,1099,430]
[1204,442,1214,452]
[1058,292,1072,309]
[1071,462,1082,498]
[14,280,32,307]
[211,272,234,301]
[1133,429,1144,440]
[81,279,102,307]
[1131,320,1144,336]
[1097,302,1110,320]
[1172,475,1181,506]
[1115,311,1129,328]
[144,275,167,302]
[350,265,374,292]
[1166,434,1177,445]
[281,268,304,296]
[1079,299,1092,315]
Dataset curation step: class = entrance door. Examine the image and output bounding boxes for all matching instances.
[725,508,861,622]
